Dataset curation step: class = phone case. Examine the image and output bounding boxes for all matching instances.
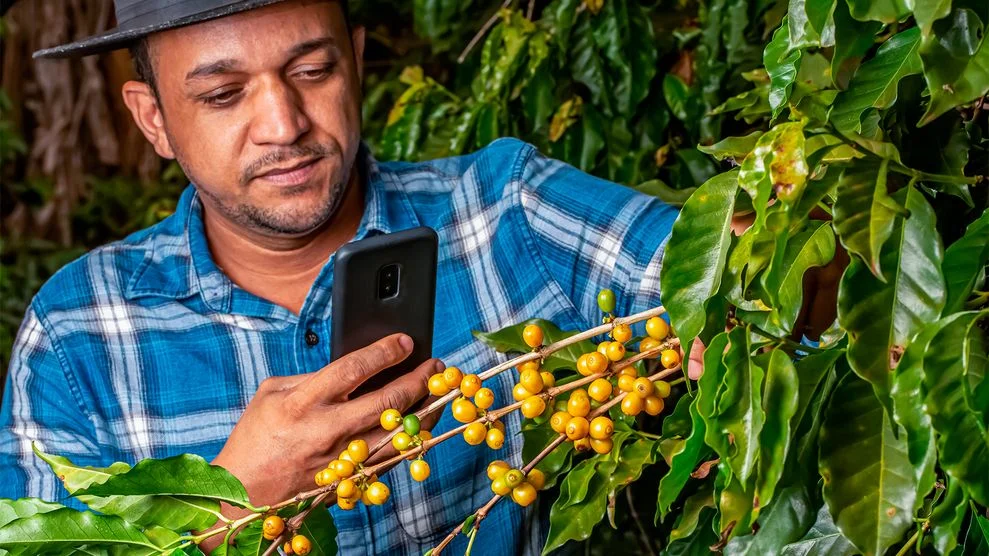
[331,226,438,397]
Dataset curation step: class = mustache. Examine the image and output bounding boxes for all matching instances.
[241,143,336,184]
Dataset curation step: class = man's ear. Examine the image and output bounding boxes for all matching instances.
[351,24,366,84]
[121,81,175,159]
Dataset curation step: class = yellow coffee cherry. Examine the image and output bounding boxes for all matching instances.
[486,427,506,449]
[380,409,403,431]
[521,396,547,419]
[428,373,450,396]
[550,411,570,434]
[590,437,613,454]
[573,437,592,452]
[576,353,594,377]
[262,515,285,540]
[337,478,357,499]
[338,495,357,510]
[361,489,373,506]
[639,337,661,358]
[612,323,632,343]
[366,481,390,505]
[619,366,638,377]
[617,374,636,393]
[318,468,338,486]
[513,382,535,402]
[632,377,655,398]
[475,387,495,409]
[347,439,369,464]
[410,459,430,482]
[565,416,590,441]
[517,360,541,374]
[597,341,611,356]
[644,395,665,416]
[491,476,511,496]
[503,469,524,489]
[567,389,591,418]
[661,349,681,369]
[540,371,556,388]
[291,535,312,556]
[493,419,506,432]
[519,368,544,394]
[522,324,544,348]
[283,541,294,554]
[339,451,354,463]
[646,317,670,340]
[419,430,433,442]
[589,416,614,440]
[526,468,546,490]
[452,398,478,423]
[460,374,482,398]
[463,422,487,445]
[392,432,413,452]
[621,393,644,416]
[512,482,538,507]
[443,366,464,389]
[588,378,613,402]
[487,460,510,481]
[606,341,626,362]
[586,351,609,374]
[333,459,355,478]
[654,380,672,398]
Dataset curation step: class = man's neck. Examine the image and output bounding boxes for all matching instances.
[203,169,365,315]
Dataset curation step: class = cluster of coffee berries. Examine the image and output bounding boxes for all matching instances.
[380,409,434,481]
[511,325,557,419]
[313,439,391,510]
[486,460,546,507]
[426,365,506,449]
[550,393,615,455]
[261,516,311,555]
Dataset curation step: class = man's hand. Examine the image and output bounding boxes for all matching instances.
[213,333,443,506]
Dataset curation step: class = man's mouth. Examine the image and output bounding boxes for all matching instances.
[253,157,322,186]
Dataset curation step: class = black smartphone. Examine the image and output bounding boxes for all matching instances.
[331,226,438,397]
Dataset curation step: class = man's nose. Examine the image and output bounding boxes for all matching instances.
[249,77,312,146]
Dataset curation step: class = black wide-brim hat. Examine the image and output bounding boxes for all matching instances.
[33,0,287,59]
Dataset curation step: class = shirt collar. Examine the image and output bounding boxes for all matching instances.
[125,144,420,313]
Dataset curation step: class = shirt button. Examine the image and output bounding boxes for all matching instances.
[304,329,319,347]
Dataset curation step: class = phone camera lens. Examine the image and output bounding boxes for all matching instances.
[378,264,401,299]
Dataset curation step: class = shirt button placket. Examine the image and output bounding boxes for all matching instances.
[304,328,319,347]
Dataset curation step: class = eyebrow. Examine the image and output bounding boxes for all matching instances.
[184,37,339,81]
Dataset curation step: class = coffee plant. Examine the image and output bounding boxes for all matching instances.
[2,0,989,554]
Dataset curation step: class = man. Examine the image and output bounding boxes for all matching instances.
[0,0,680,553]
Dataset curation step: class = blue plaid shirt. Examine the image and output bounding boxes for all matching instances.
[0,138,677,555]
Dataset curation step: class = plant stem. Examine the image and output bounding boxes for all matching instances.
[626,489,658,556]
[465,525,478,555]
[668,376,685,387]
[894,529,920,556]
[746,323,826,354]
[457,0,512,63]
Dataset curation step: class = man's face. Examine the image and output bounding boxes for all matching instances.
[129,0,364,237]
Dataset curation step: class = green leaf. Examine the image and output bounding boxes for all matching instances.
[724,486,815,555]
[75,454,252,509]
[698,131,764,162]
[830,27,923,134]
[780,505,857,555]
[837,185,946,412]
[765,18,803,117]
[788,0,837,49]
[717,327,766,486]
[34,446,131,492]
[919,9,989,125]
[664,75,700,123]
[846,0,910,22]
[225,520,268,556]
[831,1,884,89]
[942,207,989,314]
[922,310,989,506]
[740,222,836,336]
[589,0,658,117]
[379,82,431,161]
[669,483,715,541]
[542,457,616,554]
[296,504,337,556]
[0,509,159,555]
[630,180,697,207]
[818,373,917,556]
[738,121,808,229]
[522,426,572,489]
[666,508,719,556]
[473,319,595,373]
[832,160,897,276]
[0,499,62,528]
[657,395,709,518]
[754,351,799,514]
[659,170,739,343]
[908,0,953,37]
[931,478,969,555]
[789,352,845,480]
[889,321,942,501]
[698,332,732,460]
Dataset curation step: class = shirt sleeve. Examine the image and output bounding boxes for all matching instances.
[0,302,102,504]
[517,145,679,331]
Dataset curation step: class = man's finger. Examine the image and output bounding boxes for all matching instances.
[348,357,440,421]
[296,334,415,405]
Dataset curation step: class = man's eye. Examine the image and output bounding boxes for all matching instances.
[294,65,334,80]
[201,89,240,107]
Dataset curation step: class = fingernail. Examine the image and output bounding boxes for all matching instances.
[399,334,414,351]
[434,359,445,372]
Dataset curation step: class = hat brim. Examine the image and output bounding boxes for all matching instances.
[33,0,286,59]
